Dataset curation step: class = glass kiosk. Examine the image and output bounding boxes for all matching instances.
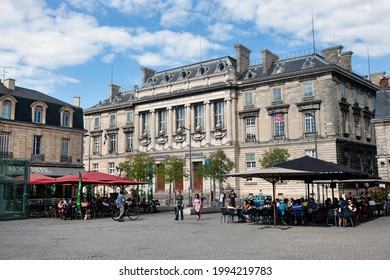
[0,159,29,220]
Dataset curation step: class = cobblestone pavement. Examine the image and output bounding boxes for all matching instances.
[0,211,389,260]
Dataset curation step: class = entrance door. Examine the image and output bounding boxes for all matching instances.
[174,169,183,192]
[156,164,165,192]
[193,162,203,192]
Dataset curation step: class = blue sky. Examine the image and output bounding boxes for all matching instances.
[1,0,390,109]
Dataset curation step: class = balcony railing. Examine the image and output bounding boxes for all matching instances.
[0,151,13,158]
[60,155,72,163]
[31,154,45,162]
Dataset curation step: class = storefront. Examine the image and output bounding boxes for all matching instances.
[0,159,29,220]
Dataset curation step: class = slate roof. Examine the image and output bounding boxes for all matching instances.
[375,88,390,118]
[0,83,84,130]
[86,91,135,112]
[238,53,330,82]
[142,56,236,88]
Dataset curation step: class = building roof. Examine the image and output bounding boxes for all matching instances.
[0,83,84,130]
[238,53,330,82]
[375,88,390,119]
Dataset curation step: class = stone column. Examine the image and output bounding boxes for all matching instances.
[226,97,232,144]
[205,101,211,146]
[134,112,140,151]
[150,110,156,150]
[167,106,173,149]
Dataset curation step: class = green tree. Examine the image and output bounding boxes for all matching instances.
[259,147,290,168]
[158,156,187,205]
[118,152,156,201]
[199,149,235,205]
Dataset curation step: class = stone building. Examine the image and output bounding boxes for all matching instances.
[84,44,379,201]
[372,77,390,183]
[0,78,86,180]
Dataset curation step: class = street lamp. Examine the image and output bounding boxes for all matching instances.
[308,111,318,159]
[178,123,192,206]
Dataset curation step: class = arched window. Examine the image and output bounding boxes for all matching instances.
[1,101,11,119]
[34,106,43,123]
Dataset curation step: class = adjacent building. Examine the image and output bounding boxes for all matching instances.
[84,44,379,200]
[372,77,390,183]
[0,78,86,179]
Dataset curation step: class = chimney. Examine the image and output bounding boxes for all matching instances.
[322,45,343,66]
[260,49,279,74]
[4,78,15,90]
[73,96,80,107]
[370,72,386,86]
[379,77,389,90]
[109,84,120,102]
[141,67,156,85]
[340,51,353,72]
[234,44,251,74]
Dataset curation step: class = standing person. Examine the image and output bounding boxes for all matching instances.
[193,193,202,220]
[219,191,226,207]
[175,190,184,220]
[117,190,125,222]
[229,189,237,207]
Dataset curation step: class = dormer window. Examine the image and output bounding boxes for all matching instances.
[302,58,315,69]
[0,95,17,120]
[147,77,158,86]
[59,106,74,128]
[31,101,48,124]
[245,69,257,80]
[215,61,227,73]
[272,64,285,74]
[34,106,42,123]
[162,73,173,84]
[196,65,209,77]
[179,69,190,80]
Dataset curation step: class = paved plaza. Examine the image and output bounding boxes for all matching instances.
[0,210,389,260]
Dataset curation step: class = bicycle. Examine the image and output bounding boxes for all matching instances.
[111,204,140,221]
[165,197,174,206]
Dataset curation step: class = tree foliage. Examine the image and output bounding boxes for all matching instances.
[259,147,290,168]
[118,152,156,181]
[158,155,187,185]
[200,149,235,183]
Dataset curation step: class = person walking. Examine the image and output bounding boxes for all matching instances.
[193,193,202,220]
[175,190,184,220]
[229,189,237,207]
[117,190,125,222]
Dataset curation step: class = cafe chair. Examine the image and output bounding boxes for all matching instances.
[220,207,230,223]
[325,208,338,226]
[341,208,354,227]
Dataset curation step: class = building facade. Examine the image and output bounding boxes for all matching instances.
[84,44,379,201]
[0,78,86,180]
[373,77,390,183]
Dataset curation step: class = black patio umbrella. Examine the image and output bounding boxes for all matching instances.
[228,167,317,227]
[275,156,379,199]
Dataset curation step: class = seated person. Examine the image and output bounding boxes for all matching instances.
[278,198,289,225]
[227,202,246,222]
[307,198,319,225]
[292,200,305,225]
[261,198,272,208]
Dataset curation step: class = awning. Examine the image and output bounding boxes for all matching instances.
[30,166,86,177]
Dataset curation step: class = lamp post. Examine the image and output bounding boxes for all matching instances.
[308,111,320,203]
[179,124,192,206]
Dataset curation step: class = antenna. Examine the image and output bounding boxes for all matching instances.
[0,66,12,82]
[311,11,316,53]
[367,47,371,80]
[110,64,113,84]
[199,35,202,62]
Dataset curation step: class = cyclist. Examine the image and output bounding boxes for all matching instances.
[117,190,125,222]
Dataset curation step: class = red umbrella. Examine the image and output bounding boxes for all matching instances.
[14,174,56,184]
[55,171,146,185]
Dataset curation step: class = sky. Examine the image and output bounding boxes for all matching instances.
[1,0,390,110]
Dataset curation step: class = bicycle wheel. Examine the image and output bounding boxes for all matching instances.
[127,207,140,220]
[111,208,120,221]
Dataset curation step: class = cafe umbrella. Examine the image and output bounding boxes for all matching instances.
[227,167,317,227]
